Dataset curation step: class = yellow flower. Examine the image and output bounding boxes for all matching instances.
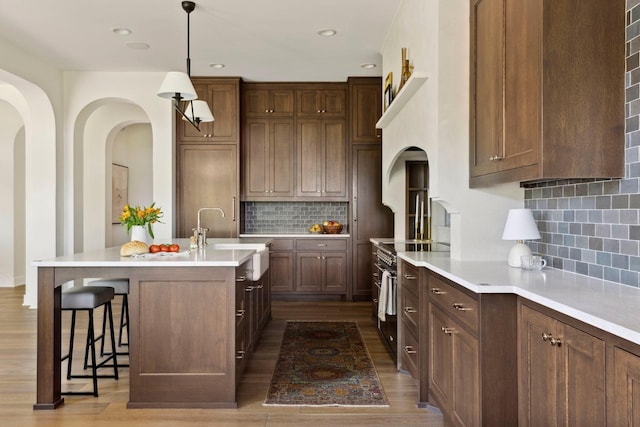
[119,202,163,239]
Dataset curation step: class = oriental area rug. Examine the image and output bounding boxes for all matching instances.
[263,321,389,407]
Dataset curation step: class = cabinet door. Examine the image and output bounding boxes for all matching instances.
[322,252,347,293]
[296,89,345,117]
[243,119,270,198]
[269,89,295,117]
[470,0,503,179]
[296,253,322,292]
[177,144,238,238]
[322,119,347,198]
[243,88,270,117]
[270,252,294,292]
[244,88,294,117]
[451,323,480,427]
[350,81,382,143]
[613,347,640,427]
[296,119,322,196]
[179,81,239,143]
[270,119,295,197]
[322,90,346,117]
[559,323,605,427]
[429,303,453,411]
[518,305,559,427]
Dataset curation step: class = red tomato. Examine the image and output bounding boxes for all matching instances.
[149,245,161,253]
[169,244,180,252]
[160,245,169,252]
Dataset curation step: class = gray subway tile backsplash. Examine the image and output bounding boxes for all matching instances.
[243,201,348,234]
[521,3,640,287]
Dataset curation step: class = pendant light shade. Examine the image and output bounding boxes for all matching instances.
[183,99,214,123]
[157,71,198,100]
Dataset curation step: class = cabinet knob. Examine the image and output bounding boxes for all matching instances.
[265,109,269,113]
[270,109,274,113]
[541,332,553,342]
[317,109,322,113]
[431,288,446,295]
[373,298,378,303]
[404,306,417,314]
[236,309,245,317]
[236,350,245,359]
[549,337,562,347]
[441,327,454,335]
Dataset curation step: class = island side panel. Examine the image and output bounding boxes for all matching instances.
[34,266,63,410]
[127,266,237,408]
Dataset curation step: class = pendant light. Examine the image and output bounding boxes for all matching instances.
[157,1,213,131]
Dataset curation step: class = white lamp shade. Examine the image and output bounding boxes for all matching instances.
[183,100,214,123]
[157,71,198,100]
[502,209,541,241]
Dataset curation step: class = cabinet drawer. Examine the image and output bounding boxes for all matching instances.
[270,239,294,251]
[400,287,419,337]
[428,274,478,335]
[296,238,347,251]
[401,262,419,298]
[401,326,419,380]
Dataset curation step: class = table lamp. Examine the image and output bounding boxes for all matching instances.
[502,208,541,267]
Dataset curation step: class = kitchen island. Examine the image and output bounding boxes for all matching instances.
[33,238,271,410]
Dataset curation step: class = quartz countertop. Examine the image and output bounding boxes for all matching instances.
[398,251,640,346]
[33,238,272,268]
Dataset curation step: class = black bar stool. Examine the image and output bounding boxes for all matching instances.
[61,286,119,397]
[87,279,130,361]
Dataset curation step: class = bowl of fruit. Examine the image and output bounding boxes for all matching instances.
[322,220,343,234]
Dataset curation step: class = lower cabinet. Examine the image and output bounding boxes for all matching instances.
[613,346,640,425]
[518,302,606,427]
[270,237,349,298]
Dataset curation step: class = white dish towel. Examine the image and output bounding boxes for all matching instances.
[378,270,394,321]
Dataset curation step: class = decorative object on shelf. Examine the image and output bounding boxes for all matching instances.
[502,208,541,267]
[383,72,393,111]
[398,47,413,92]
[157,1,213,131]
[119,202,163,242]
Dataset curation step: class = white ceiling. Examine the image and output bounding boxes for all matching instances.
[0,0,402,82]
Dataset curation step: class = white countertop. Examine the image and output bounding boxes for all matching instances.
[33,238,272,268]
[398,251,640,346]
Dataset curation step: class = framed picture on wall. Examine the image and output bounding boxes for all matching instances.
[112,164,128,224]
[384,72,393,111]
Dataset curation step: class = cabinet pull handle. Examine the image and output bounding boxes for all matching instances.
[232,196,236,222]
[317,244,327,247]
[236,309,245,317]
[373,298,378,303]
[549,337,562,347]
[254,284,263,289]
[353,196,357,221]
[404,306,417,314]
[441,327,454,335]
[404,274,416,280]
[236,276,246,282]
[431,288,446,295]
[373,272,378,277]
[452,303,472,311]
[236,350,245,359]
[245,286,254,292]
[541,332,552,342]
[404,345,417,354]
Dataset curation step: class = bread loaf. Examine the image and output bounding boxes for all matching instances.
[120,240,149,256]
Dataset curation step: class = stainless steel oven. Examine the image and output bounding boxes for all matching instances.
[374,244,398,362]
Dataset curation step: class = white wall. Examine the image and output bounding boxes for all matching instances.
[380,0,522,261]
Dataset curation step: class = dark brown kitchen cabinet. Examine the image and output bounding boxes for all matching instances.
[296,119,347,200]
[296,86,346,118]
[295,238,348,294]
[176,144,239,238]
[469,0,624,187]
[177,78,240,143]
[243,118,295,199]
[518,302,606,427]
[348,77,382,143]
[351,144,393,300]
[399,261,421,382]
[242,85,294,118]
[613,347,640,426]
[269,239,295,293]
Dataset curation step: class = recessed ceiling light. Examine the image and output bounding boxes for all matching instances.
[209,63,225,69]
[360,63,376,69]
[125,42,150,50]
[317,29,337,37]
[112,28,132,36]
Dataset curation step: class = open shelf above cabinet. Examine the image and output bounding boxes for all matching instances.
[376,72,428,129]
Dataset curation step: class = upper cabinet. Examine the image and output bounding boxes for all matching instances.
[348,77,382,143]
[469,0,625,187]
[177,78,240,144]
[242,84,294,118]
[296,85,346,118]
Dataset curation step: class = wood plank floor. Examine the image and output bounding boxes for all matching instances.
[0,286,446,426]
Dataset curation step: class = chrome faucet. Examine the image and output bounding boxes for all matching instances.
[194,207,225,248]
